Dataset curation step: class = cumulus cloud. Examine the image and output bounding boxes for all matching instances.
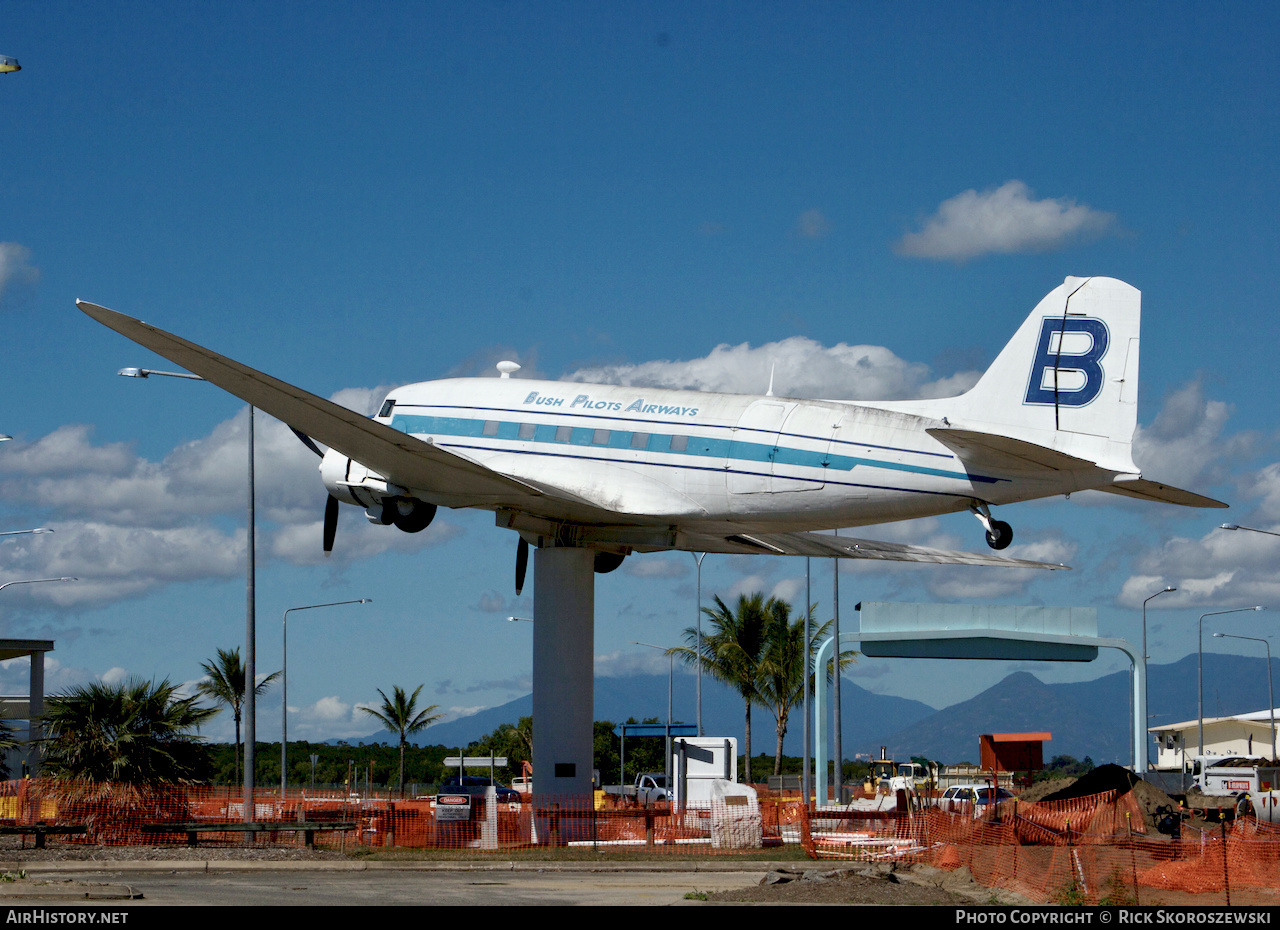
[921,537,1077,601]
[0,242,39,309]
[622,556,687,580]
[568,336,979,402]
[595,649,675,678]
[0,385,454,606]
[1131,379,1255,492]
[895,181,1115,261]
[99,666,130,687]
[0,521,242,606]
[1117,519,1280,610]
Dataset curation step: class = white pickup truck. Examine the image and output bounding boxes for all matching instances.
[603,772,673,804]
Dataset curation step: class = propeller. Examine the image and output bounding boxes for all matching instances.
[323,494,340,555]
[291,427,325,458]
[291,428,342,555]
[515,537,529,596]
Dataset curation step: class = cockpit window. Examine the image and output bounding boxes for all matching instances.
[378,399,396,418]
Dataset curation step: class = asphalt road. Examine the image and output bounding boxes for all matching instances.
[0,862,768,907]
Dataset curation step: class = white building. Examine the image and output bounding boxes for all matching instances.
[1149,708,1280,769]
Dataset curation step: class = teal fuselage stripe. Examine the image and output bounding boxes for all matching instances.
[390,414,987,484]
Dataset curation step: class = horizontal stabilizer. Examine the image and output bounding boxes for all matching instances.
[685,529,1069,569]
[926,427,1096,472]
[1098,477,1228,509]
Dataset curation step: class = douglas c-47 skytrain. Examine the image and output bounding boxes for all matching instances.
[79,277,1225,590]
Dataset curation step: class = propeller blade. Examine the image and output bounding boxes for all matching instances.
[323,494,339,555]
[291,427,325,458]
[515,537,529,596]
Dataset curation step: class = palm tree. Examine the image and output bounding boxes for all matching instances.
[755,600,858,776]
[669,593,771,784]
[360,685,442,796]
[41,678,217,784]
[0,719,19,780]
[196,648,280,784]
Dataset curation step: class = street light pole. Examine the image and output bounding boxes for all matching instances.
[0,577,77,593]
[633,640,674,784]
[691,552,706,737]
[1199,606,1264,757]
[1139,586,1177,767]
[119,365,259,823]
[0,528,52,539]
[1213,632,1276,760]
[282,599,371,793]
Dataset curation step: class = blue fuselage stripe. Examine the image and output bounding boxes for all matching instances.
[390,413,999,485]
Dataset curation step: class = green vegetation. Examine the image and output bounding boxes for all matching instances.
[1033,755,1096,784]
[41,678,217,784]
[196,647,280,785]
[755,600,856,776]
[669,592,856,783]
[359,685,442,797]
[671,593,771,784]
[0,720,18,780]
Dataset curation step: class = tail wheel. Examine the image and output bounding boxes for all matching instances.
[985,520,1013,550]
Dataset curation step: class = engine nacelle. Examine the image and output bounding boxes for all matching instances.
[320,448,436,533]
[320,447,377,506]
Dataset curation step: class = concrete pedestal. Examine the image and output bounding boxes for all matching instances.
[532,546,595,799]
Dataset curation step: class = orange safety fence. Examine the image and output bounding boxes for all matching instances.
[5,776,1280,902]
[799,788,1280,905]
[0,779,813,854]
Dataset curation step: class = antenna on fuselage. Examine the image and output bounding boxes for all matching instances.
[497,361,521,379]
[765,362,776,397]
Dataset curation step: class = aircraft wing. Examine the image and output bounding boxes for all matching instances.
[77,300,605,514]
[678,529,1069,569]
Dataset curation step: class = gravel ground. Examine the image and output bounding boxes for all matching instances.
[707,863,1031,905]
[0,835,347,863]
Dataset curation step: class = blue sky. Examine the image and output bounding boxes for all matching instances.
[1,2,1278,745]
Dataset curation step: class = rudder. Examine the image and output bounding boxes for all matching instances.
[947,277,1141,470]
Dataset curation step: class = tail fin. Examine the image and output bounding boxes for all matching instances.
[945,276,1141,473]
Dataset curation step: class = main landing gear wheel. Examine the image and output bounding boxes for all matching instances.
[985,520,1013,550]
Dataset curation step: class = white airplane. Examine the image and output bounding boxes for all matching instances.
[78,276,1224,588]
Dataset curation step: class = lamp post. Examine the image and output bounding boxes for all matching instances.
[691,552,706,737]
[0,528,52,539]
[1220,524,1280,539]
[120,365,259,823]
[1199,606,1264,756]
[1213,632,1276,760]
[282,599,370,793]
[803,556,811,807]
[0,577,77,593]
[633,640,674,783]
[1139,586,1177,767]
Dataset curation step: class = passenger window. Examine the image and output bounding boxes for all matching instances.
[630,432,649,449]
[669,435,688,452]
[555,426,572,442]
[483,420,500,436]
[592,429,610,445]
[518,423,536,440]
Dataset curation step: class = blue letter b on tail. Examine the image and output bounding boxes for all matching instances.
[1024,317,1109,407]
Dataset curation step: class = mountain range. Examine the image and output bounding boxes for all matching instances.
[351,652,1276,765]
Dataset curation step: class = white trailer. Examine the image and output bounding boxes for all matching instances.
[1195,757,1280,796]
[671,737,737,805]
